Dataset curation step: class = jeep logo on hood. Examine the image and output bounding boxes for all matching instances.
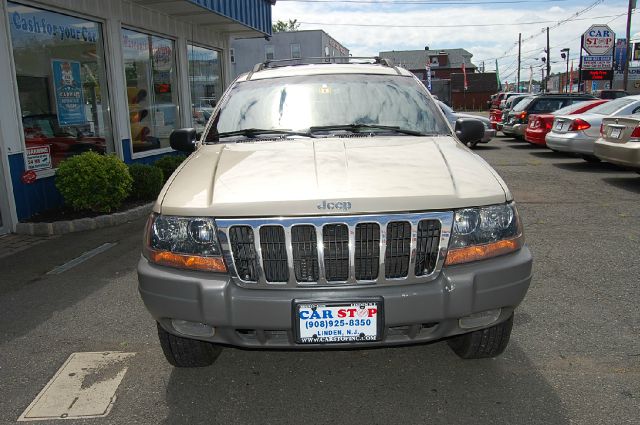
[317,200,352,211]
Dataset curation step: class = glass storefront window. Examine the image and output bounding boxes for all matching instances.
[7,2,113,168]
[122,29,179,153]
[187,44,223,132]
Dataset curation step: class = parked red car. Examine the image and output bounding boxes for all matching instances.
[525,99,608,146]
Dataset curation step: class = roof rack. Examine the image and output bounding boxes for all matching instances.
[245,56,401,80]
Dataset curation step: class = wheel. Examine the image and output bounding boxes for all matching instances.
[157,322,222,367]
[447,314,513,359]
[582,155,601,163]
[466,140,479,148]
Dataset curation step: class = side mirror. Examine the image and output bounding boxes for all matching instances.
[455,118,485,145]
[170,128,197,153]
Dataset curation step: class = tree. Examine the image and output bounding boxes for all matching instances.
[272,19,300,33]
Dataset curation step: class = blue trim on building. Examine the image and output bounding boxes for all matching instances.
[188,0,273,36]
[8,153,63,220]
[122,139,182,164]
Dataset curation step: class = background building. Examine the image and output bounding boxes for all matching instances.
[379,48,478,105]
[0,0,274,234]
[231,30,349,78]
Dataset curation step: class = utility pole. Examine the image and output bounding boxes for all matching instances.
[623,0,634,91]
[517,33,522,92]
[541,68,545,92]
[546,27,551,92]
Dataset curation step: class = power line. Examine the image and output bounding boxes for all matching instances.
[474,0,605,63]
[298,12,620,29]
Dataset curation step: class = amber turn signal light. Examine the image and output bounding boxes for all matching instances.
[445,236,522,266]
[147,250,227,272]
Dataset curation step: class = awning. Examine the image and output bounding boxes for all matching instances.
[130,0,273,36]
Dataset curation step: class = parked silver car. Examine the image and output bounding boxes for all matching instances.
[546,95,640,161]
[437,101,496,147]
[595,115,640,171]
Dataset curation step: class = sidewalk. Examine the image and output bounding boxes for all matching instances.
[0,233,57,260]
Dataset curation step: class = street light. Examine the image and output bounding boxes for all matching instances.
[561,48,570,93]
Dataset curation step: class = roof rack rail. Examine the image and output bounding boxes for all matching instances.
[245,56,401,80]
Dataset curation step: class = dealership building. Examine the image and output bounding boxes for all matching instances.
[0,0,274,234]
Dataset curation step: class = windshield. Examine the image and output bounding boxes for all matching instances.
[512,97,534,112]
[588,97,636,115]
[204,74,450,142]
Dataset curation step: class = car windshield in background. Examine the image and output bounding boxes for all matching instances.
[588,97,636,115]
[204,74,450,142]
[512,97,534,111]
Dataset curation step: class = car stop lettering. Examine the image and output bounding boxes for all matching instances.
[299,307,378,319]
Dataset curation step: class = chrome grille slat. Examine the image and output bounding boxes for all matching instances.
[354,223,380,281]
[217,212,453,288]
[415,220,442,276]
[385,221,411,279]
[323,224,349,281]
[291,225,319,283]
[259,226,289,283]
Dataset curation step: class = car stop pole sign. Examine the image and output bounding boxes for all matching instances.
[583,25,615,55]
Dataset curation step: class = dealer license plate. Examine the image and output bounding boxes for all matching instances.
[556,121,564,130]
[610,128,622,139]
[295,301,382,344]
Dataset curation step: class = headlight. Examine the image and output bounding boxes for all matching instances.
[143,214,227,272]
[445,203,523,266]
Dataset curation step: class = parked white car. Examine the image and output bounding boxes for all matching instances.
[546,95,640,161]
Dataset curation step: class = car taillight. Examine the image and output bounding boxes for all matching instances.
[518,111,527,121]
[544,119,553,131]
[569,118,591,132]
[630,127,640,139]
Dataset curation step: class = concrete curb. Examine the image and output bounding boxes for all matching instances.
[15,203,153,236]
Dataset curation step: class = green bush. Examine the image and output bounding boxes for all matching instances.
[55,152,132,213]
[154,155,187,183]
[128,163,164,201]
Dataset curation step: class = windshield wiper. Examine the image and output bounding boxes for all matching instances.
[308,124,427,136]
[217,128,315,139]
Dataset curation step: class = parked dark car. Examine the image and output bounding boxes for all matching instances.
[594,90,629,100]
[498,95,532,132]
[502,93,597,139]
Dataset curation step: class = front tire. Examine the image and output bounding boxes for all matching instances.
[157,322,222,367]
[447,314,514,359]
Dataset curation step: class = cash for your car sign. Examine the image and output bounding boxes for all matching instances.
[51,59,86,125]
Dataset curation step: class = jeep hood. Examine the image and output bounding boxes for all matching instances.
[158,137,510,217]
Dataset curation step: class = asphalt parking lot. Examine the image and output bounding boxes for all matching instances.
[0,135,638,425]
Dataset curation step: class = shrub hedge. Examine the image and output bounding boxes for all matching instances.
[128,163,164,201]
[154,155,187,183]
[55,152,132,213]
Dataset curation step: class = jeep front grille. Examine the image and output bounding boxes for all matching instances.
[217,212,453,288]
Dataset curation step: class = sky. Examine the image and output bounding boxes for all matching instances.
[272,0,639,83]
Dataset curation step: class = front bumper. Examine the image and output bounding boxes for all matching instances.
[595,140,640,169]
[481,128,497,143]
[138,247,533,349]
[502,123,526,137]
[546,132,596,155]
